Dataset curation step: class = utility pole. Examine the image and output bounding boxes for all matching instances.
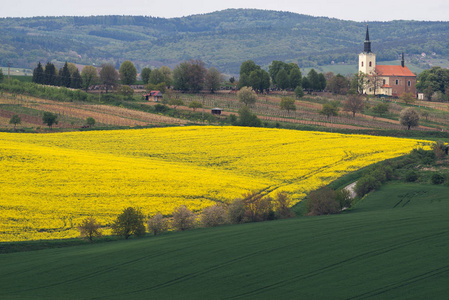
[7,62,12,83]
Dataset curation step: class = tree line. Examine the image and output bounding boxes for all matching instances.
[78,191,296,242]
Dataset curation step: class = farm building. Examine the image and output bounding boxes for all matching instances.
[359,25,417,97]
[145,91,163,102]
[211,108,223,115]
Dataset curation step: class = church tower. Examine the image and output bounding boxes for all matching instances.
[359,25,376,75]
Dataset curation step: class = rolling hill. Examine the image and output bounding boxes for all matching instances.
[0,182,448,299]
[1,9,449,74]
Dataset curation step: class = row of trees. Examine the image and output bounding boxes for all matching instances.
[79,191,295,241]
[238,60,326,93]
[32,62,82,89]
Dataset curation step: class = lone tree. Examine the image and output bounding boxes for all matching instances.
[294,85,304,99]
[77,217,102,243]
[188,101,203,111]
[168,98,184,109]
[86,117,96,127]
[111,207,146,239]
[400,92,416,105]
[280,97,296,113]
[9,114,21,130]
[319,101,339,119]
[343,94,364,118]
[238,86,257,106]
[372,102,389,117]
[400,107,420,130]
[119,61,137,85]
[42,112,58,129]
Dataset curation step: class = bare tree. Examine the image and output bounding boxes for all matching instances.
[343,95,364,118]
[78,217,102,243]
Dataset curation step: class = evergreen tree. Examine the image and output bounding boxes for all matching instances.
[32,62,44,84]
[44,62,57,86]
[70,68,82,89]
[60,62,71,87]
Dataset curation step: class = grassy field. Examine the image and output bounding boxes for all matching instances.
[0,182,447,299]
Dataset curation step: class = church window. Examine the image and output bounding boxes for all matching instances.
[369,62,372,67]
[361,62,364,67]
[395,79,399,85]
[383,79,386,85]
[408,81,411,87]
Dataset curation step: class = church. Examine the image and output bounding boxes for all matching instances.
[359,26,417,97]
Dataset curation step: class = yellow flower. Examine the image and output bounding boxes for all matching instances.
[0,127,430,242]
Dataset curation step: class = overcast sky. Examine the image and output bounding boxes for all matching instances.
[2,0,449,21]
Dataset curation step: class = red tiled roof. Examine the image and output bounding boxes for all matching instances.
[382,84,392,88]
[376,65,416,77]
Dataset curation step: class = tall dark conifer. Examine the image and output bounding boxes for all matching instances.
[70,68,82,89]
[60,62,71,87]
[44,62,57,86]
[32,62,44,84]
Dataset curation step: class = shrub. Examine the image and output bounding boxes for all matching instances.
[154,104,169,112]
[242,191,274,222]
[227,198,247,224]
[273,192,295,219]
[111,207,146,239]
[77,217,102,243]
[355,176,381,198]
[335,188,352,210]
[147,213,168,236]
[405,171,418,182]
[410,149,435,165]
[306,187,340,216]
[433,141,447,159]
[431,173,445,185]
[171,205,196,231]
[201,205,228,227]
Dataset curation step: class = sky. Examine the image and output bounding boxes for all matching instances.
[2,0,449,21]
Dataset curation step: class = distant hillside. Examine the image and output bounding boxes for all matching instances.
[1,9,448,74]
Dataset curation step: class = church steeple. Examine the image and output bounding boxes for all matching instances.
[364,25,371,53]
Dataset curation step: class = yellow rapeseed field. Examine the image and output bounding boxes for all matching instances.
[0,126,430,242]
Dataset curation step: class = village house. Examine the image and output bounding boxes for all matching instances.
[145,90,163,102]
[359,26,417,97]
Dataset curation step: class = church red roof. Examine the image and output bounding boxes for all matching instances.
[376,65,416,77]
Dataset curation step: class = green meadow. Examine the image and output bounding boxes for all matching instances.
[0,182,448,299]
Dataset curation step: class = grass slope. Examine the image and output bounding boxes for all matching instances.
[1,182,448,299]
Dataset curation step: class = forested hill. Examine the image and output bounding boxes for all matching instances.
[1,9,448,74]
